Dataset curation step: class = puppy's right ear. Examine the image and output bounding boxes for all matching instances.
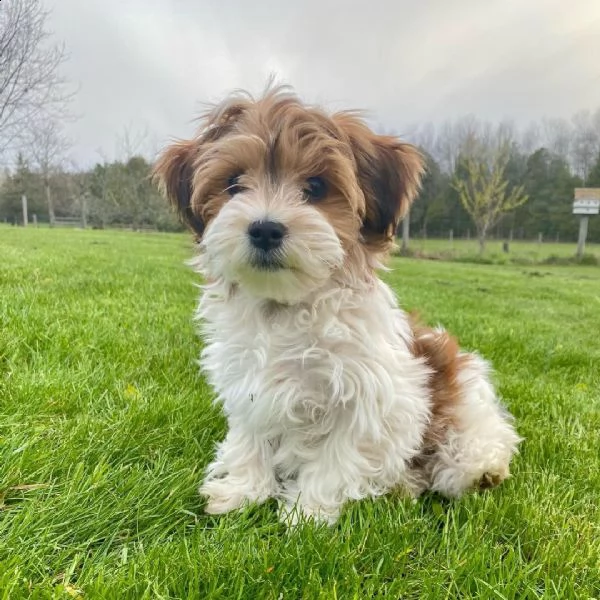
[153,140,205,237]
[154,97,250,236]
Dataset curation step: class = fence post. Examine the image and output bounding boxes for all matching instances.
[81,195,88,229]
[576,216,589,258]
[401,211,410,254]
[32,214,38,227]
[22,194,28,227]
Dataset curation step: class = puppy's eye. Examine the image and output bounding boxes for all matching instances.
[226,174,245,196]
[304,176,327,202]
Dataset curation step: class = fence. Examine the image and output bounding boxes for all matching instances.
[54,217,85,228]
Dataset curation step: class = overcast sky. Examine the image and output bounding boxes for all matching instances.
[47,0,600,166]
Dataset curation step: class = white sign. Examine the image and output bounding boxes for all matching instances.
[573,199,600,215]
[573,189,600,215]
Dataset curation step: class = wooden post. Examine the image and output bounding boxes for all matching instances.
[449,229,453,246]
[401,211,410,254]
[33,214,38,227]
[537,232,543,244]
[21,194,28,227]
[81,195,88,229]
[573,189,599,256]
[577,216,589,258]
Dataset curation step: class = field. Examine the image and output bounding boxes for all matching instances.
[397,237,600,265]
[1,226,599,599]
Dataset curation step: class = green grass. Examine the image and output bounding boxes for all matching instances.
[1,225,599,599]
[397,237,600,266]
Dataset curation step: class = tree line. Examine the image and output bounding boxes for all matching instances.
[4,118,598,245]
[405,114,600,248]
[0,152,180,231]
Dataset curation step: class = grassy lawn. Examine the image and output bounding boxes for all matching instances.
[1,225,599,599]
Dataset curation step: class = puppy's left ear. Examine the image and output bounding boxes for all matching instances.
[152,139,205,237]
[335,114,425,251]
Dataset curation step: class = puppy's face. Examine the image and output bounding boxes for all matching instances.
[154,88,423,303]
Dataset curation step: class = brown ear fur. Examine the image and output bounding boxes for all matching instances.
[152,100,249,238]
[334,113,425,252]
[152,140,204,236]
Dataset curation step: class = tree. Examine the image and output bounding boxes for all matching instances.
[520,122,541,156]
[571,110,600,183]
[452,144,529,254]
[0,0,71,158]
[509,148,580,241]
[540,118,572,163]
[26,118,71,226]
[587,150,600,187]
[86,156,180,231]
[67,163,91,227]
[408,151,450,238]
[0,152,44,223]
[585,150,600,243]
[434,115,481,173]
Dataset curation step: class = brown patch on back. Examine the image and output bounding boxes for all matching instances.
[409,316,467,451]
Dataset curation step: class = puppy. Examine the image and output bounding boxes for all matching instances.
[154,86,521,524]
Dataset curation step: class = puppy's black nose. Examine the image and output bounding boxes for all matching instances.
[247,221,287,251]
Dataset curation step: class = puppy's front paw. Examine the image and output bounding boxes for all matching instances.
[200,477,250,514]
[200,473,276,514]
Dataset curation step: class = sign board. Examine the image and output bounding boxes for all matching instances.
[573,189,600,215]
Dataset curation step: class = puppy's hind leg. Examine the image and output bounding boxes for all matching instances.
[428,354,522,497]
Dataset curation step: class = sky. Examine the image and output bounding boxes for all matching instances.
[47,0,600,167]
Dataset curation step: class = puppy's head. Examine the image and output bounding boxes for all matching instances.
[154,86,423,303]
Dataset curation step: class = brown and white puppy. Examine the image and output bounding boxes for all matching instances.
[154,86,520,524]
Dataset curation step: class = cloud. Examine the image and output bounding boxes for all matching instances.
[47,0,600,166]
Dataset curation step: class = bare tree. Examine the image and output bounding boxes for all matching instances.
[541,117,572,162]
[431,116,487,173]
[406,121,437,156]
[0,0,72,157]
[571,110,600,183]
[520,122,541,156]
[67,160,91,227]
[26,118,71,225]
[452,143,529,254]
[115,123,153,162]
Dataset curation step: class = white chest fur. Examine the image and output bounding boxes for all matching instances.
[197,279,431,453]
